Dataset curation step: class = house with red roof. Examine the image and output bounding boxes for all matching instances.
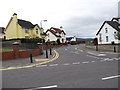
[45,27,66,43]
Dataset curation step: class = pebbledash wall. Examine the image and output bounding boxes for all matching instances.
[1,43,68,60]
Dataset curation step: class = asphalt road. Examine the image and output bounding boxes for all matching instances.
[2,45,120,89]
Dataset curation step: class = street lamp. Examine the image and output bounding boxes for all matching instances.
[40,20,47,54]
[40,20,47,29]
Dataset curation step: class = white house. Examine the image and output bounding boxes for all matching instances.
[45,27,66,43]
[96,18,120,45]
[66,36,76,42]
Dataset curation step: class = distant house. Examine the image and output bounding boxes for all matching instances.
[96,17,120,45]
[66,36,76,42]
[0,27,5,40]
[45,27,66,43]
[5,13,43,40]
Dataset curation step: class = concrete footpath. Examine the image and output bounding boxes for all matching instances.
[1,49,56,69]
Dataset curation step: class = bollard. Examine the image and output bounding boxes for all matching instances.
[96,45,98,51]
[46,49,48,58]
[30,53,33,63]
[50,48,52,55]
[114,46,116,52]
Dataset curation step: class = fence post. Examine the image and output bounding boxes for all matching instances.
[37,43,43,55]
[13,42,19,59]
[114,46,116,52]
[46,49,48,58]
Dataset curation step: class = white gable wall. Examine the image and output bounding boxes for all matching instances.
[45,31,66,43]
[45,31,58,42]
[96,23,119,44]
[59,32,66,43]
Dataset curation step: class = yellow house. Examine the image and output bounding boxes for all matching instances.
[6,13,44,40]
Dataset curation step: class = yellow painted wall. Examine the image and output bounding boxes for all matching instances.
[32,25,42,38]
[6,15,18,39]
[17,24,25,39]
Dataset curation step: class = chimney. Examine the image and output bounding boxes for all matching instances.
[13,13,17,16]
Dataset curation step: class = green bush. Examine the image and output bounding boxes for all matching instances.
[70,41,78,45]
[51,41,57,45]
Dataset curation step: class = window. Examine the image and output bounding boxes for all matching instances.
[36,29,38,34]
[106,36,109,42]
[47,33,49,37]
[99,33,102,42]
[25,29,29,33]
[105,28,108,33]
[25,36,30,38]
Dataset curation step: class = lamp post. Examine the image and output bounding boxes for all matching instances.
[40,20,47,30]
[40,20,47,54]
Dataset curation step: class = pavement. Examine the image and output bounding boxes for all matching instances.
[1,49,58,70]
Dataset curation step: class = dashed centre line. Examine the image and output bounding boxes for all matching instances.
[49,64,58,67]
[63,63,70,66]
[82,61,89,64]
[72,62,80,65]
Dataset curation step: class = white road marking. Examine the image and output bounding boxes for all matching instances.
[97,54,106,56]
[63,63,70,65]
[65,49,68,51]
[24,85,58,90]
[91,61,96,63]
[36,65,47,67]
[49,64,58,67]
[113,58,120,61]
[102,75,120,80]
[87,55,100,59]
[72,62,80,65]
[82,61,89,64]
[107,59,114,61]
[87,52,106,56]
[100,60,106,62]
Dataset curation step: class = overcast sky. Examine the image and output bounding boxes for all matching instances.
[0,0,119,38]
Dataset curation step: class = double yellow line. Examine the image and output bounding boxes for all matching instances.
[0,49,59,71]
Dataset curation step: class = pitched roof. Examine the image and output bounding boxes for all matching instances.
[46,27,66,37]
[0,27,5,34]
[111,17,120,21]
[66,37,73,41]
[96,21,120,35]
[18,19,35,29]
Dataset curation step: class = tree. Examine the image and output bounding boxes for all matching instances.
[114,31,120,40]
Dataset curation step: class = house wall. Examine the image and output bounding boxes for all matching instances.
[6,15,18,39]
[96,23,119,44]
[59,32,66,43]
[71,37,76,41]
[45,31,58,41]
[17,24,25,38]
[32,26,42,38]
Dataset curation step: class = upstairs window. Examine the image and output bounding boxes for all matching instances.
[36,29,38,34]
[105,28,108,33]
[25,29,29,33]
